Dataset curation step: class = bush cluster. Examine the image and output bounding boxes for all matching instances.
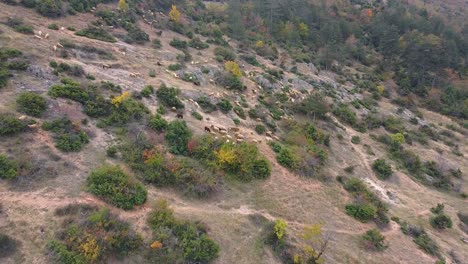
[147,114,168,132]
[361,229,388,251]
[49,207,142,263]
[146,200,219,263]
[372,159,393,180]
[196,96,217,113]
[156,84,184,109]
[75,26,116,43]
[343,177,389,225]
[189,37,209,49]
[50,61,85,76]
[215,72,244,91]
[214,47,236,61]
[16,92,47,117]
[0,114,28,136]
[216,99,232,113]
[140,85,154,97]
[42,117,90,152]
[429,204,452,230]
[86,165,147,209]
[399,221,442,258]
[1,47,24,88]
[273,121,329,177]
[169,38,188,50]
[165,120,192,155]
[216,142,271,181]
[292,93,329,119]
[0,154,18,179]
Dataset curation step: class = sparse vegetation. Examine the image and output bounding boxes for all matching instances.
[75,26,116,43]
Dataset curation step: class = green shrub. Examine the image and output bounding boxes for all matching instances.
[214,47,236,61]
[188,37,209,50]
[42,117,90,152]
[169,38,188,50]
[430,214,452,229]
[255,124,266,134]
[156,84,184,109]
[191,111,203,120]
[148,69,156,77]
[168,63,182,71]
[106,146,117,157]
[146,200,219,263]
[165,120,192,155]
[333,104,357,126]
[123,24,149,44]
[86,165,147,209]
[196,97,217,113]
[361,229,388,251]
[0,114,28,136]
[16,92,47,117]
[48,23,59,30]
[276,147,296,169]
[0,154,18,179]
[240,54,261,66]
[140,85,154,97]
[148,114,168,132]
[216,99,232,113]
[0,233,18,258]
[372,159,393,180]
[152,39,162,49]
[351,136,360,144]
[48,78,89,103]
[233,118,240,125]
[75,26,116,43]
[345,203,377,222]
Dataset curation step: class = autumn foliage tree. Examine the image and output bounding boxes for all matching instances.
[169,5,181,23]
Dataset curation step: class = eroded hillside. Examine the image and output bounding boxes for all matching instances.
[0,1,467,264]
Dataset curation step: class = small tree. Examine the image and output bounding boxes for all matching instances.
[274,219,287,240]
[169,5,181,23]
[294,224,329,264]
[118,0,128,12]
[224,61,242,77]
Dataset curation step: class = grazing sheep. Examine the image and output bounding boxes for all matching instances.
[204,126,211,133]
[44,33,49,39]
[176,113,183,119]
[34,35,42,39]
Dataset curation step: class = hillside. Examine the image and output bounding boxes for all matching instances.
[0,0,467,264]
